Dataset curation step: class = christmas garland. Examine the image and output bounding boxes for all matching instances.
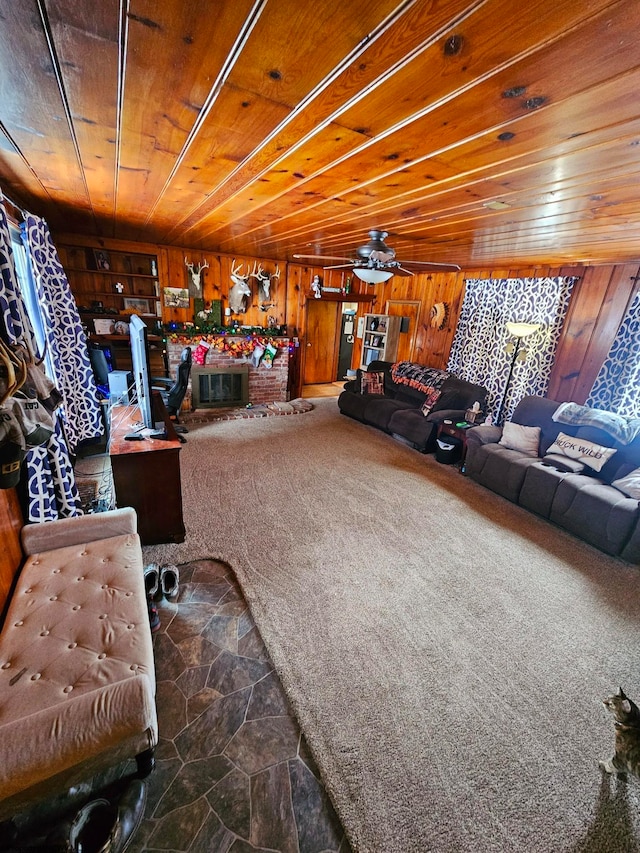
[165,326,292,368]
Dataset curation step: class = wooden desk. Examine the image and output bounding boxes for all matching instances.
[109,393,185,545]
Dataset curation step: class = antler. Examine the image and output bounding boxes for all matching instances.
[231,259,246,279]
[271,264,280,281]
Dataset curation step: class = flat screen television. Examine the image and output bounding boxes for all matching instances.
[129,314,154,429]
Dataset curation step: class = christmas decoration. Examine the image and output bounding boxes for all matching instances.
[193,339,210,365]
[166,327,288,366]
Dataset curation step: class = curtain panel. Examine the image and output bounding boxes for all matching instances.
[0,197,37,350]
[447,277,576,423]
[21,214,102,453]
[0,193,81,520]
[586,289,640,417]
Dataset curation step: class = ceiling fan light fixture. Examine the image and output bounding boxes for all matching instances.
[353,268,393,284]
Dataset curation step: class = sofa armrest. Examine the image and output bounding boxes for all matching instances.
[21,507,138,556]
[465,424,503,450]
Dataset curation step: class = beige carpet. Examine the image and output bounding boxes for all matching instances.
[144,398,640,853]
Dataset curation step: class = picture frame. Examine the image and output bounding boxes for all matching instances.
[93,249,111,271]
[123,296,149,314]
[163,286,190,309]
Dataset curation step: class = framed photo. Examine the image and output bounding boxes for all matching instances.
[123,296,149,314]
[163,286,190,308]
[93,249,111,271]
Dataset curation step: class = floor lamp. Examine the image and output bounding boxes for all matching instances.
[496,322,540,424]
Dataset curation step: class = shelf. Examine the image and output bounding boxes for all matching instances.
[66,267,158,279]
[306,290,375,303]
[360,313,401,369]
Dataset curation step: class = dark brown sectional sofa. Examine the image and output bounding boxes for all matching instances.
[465,395,640,563]
[338,360,488,453]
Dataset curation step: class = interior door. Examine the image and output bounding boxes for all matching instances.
[385,300,421,362]
[303,300,340,384]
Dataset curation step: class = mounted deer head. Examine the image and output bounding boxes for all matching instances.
[251,262,280,302]
[229,260,252,313]
[185,258,209,293]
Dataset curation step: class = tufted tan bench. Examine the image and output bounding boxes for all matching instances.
[0,507,157,821]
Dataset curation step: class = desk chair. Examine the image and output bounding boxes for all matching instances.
[152,347,192,441]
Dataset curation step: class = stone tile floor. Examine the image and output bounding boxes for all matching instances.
[3,559,351,853]
[131,559,350,853]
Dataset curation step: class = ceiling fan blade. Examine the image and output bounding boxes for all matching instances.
[323,262,358,270]
[393,266,415,276]
[292,253,353,263]
[402,260,462,272]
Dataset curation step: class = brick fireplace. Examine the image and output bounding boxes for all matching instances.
[166,338,291,410]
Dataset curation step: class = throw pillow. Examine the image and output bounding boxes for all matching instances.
[541,453,585,474]
[421,387,442,417]
[612,467,640,499]
[361,371,385,395]
[546,430,617,472]
[498,422,541,457]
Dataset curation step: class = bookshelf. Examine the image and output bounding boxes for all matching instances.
[360,314,401,368]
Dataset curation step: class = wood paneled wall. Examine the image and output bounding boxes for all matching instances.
[0,488,24,618]
[57,232,638,405]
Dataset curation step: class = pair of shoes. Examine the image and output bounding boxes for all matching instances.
[159,564,179,601]
[143,563,160,600]
[46,779,147,853]
[147,597,161,633]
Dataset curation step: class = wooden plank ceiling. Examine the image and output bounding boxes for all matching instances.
[1,0,640,269]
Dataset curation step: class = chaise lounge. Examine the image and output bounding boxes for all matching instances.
[0,507,157,821]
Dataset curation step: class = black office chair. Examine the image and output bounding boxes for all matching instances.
[152,347,192,440]
[88,343,111,397]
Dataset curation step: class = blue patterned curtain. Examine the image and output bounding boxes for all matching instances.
[0,197,37,351]
[0,192,82,520]
[21,214,103,452]
[586,289,640,417]
[447,277,576,423]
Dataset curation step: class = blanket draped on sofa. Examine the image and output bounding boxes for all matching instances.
[390,362,449,395]
[552,402,640,445]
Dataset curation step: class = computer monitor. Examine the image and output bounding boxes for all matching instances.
[129,314,154,429]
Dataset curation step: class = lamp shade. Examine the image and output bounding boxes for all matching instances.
[505,321,540,338]
[353,268,394,284]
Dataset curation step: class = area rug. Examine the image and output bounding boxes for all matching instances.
[144,398,640,853]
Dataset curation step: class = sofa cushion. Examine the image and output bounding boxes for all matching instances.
[388,408,439,451]
[549,476,640,556]
[519,462,574,518]
[612,467,640,500]
[431,377,487,414]
[363,397,409,431]
[338,389,371,421]
[499,422,541,457]
[465,443,541,503]
[546,431,617,473]
[511,396,561,454]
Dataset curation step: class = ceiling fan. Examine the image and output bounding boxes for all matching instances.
[293,229,461,283]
